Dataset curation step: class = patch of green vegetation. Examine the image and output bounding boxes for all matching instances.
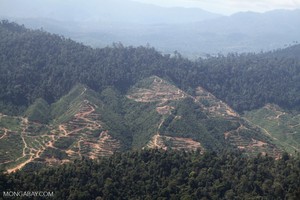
[204,117,240,134]
[0,132,23,163]
[25,136,45,150]
[19,137,41,157]
[101,86,124,114]
[97,103,131,150]
[51,84,88,124]
[53,137,76,150]
[24,98,50,124]
[22,162,46,172]
[124,99,161,149]
[90,129,102,138]
[0,116,21,131]
[128,76,157,90]
[161,98,232,151]
[2,155,31,170]
[26,123,49,136]
[40,136,51,144]
[40,147,68,160]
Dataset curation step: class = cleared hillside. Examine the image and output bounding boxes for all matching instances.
[244,104,300,154]
[0,77,285,172]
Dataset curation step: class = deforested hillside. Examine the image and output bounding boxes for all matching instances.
[0,84,129,173]
[244,104,300,154]
[126,76,281,156]
[0,77,284,172]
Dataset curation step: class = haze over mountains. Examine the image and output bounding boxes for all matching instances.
[1,0,299,56]
[0,0,220,23]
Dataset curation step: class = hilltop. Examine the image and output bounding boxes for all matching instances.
[0,76,284,172]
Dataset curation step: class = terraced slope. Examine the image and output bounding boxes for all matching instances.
[127,76,203,150]
[0,85,123,173]
[194,87,282,158]
[127,76,187,103]
[127,76,282,157]
[195,86,239,118]
[244,104,300,154]
[0,114,52,173]
[0,77,285,172]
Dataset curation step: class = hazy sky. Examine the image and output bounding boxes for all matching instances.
[133,0,300,15]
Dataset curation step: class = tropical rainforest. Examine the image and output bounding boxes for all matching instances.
[1,150,300,199]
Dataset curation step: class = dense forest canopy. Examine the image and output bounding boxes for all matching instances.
[0,20,300,114]
[1,150,300,199]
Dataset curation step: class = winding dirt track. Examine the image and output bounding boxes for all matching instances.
[0,128,8,140]
[59,125,68,136]
[147,117,166,149]
[2,92,108,173]
[7,117,37,173]
[6,102,98,173]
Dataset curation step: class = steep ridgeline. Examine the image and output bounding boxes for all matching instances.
[0,76,283,172]
[126,76,281,156]
[126,76,202,151]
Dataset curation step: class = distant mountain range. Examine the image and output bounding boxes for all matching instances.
[0,0,220,24]
[1,0,299,56]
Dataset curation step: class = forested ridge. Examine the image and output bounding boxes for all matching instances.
[1,150,300,199]
[1,20,300,114]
